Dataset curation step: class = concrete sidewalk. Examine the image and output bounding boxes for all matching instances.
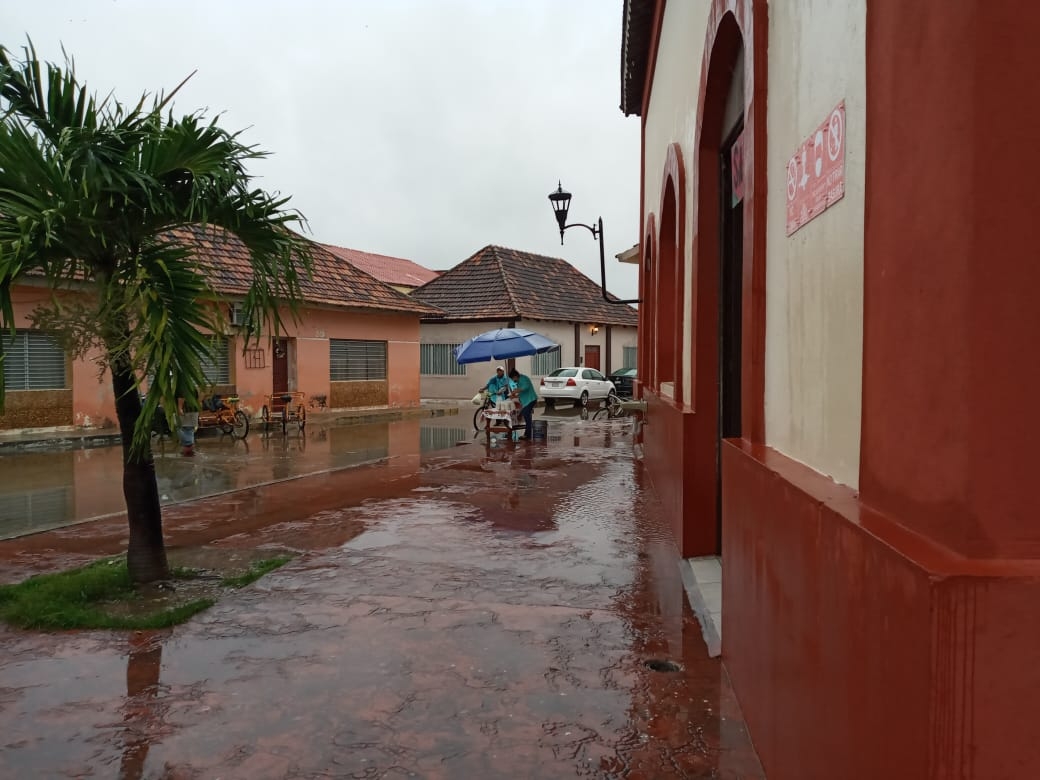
[0,417,764,778]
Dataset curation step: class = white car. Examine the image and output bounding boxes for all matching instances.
[540,367,617,408]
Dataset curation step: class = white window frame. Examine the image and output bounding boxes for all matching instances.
[330,339,387,381]
[420,344,466,376]
[1,330,67,391]
[532,348,562,375]
[200,335,231,386]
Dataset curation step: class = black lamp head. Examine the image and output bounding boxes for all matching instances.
[548,182,572,244]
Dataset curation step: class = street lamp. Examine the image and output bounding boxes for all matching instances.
[547,182,640,305]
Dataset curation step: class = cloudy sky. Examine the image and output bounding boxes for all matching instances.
[3,1,641,299]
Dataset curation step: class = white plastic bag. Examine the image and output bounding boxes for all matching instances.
[471,391,485,406]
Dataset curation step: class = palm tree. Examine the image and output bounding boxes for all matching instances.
[0,42,313,582]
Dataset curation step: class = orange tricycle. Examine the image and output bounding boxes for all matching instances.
[260,391,308,434]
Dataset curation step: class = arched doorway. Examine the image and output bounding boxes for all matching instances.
[655,181,678,392]
[690,4,765,555]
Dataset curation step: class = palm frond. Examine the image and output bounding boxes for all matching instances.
[0,39,311,453]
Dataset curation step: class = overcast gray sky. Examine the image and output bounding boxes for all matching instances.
[3,1,641,299]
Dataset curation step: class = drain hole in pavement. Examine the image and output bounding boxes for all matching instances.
[644,659,683,673]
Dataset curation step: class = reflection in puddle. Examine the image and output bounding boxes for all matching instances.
[0,418,469,539]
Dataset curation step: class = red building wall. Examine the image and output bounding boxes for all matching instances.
[721,2,1040,778]
[635,0,1040,777]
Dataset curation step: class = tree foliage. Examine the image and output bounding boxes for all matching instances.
[0,40,313,581]
[0,40,313,446]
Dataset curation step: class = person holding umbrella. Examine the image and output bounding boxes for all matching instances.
[509,368,538,440]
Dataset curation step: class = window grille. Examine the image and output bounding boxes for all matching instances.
[200,336,230,385]
[532,348,562,375]
[330,339,387,381]
[420,344,466,376]
[622,345,638,368]
[0,330,67,391]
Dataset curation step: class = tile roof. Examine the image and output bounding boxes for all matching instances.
[321,243,440,289]
[621,0,655,117]
[172,225,441,316]
[410,245,639,327]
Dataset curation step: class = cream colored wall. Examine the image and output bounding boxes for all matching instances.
[419,320,637,399]
[764,0,866,488]
[642,0,711,408]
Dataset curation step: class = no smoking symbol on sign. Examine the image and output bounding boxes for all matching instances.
[786,100,846,236]
[827,107,843,161]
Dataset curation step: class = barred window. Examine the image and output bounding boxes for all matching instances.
[331,339,387,381]
[420,344,466,376]
[532,348,561,376]
[200,335,230,385]
[622,345,638,368]
[1,330,67,391]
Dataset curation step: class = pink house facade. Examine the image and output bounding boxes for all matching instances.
[1,228,439,432]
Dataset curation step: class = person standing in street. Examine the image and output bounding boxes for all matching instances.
[176,388,200,457]
[509,368,538,440]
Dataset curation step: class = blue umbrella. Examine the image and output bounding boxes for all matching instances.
[453,328,559,364]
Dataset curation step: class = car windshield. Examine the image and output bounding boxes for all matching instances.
[548,369,578,378]
[613,368,637,377]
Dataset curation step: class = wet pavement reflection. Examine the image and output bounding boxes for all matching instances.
[0,415,763,778]
[0,416,474,539]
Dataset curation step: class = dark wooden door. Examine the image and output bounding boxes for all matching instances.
[272,339,289,394]
[584,345,601,371]
[270,338,290,418]
[717,119,745,553]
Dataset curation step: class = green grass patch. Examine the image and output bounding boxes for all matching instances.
[0,553,293,631]
[220,555,292,588]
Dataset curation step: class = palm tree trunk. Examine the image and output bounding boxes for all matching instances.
[110,355,169,583]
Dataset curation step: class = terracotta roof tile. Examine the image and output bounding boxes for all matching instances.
[410,245,638,326]
[171,225,441,316]
[321,243,440,289]
[621,0,655,117]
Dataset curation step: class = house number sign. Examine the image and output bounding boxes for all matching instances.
[786,100,846,236]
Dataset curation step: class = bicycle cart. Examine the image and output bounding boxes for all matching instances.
[261,391,307,434]
[472,390,495,431]
[148,393,249,439]
[199,394,250,438]
[481,402,521,443]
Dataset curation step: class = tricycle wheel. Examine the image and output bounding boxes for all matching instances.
[232,410,249,439]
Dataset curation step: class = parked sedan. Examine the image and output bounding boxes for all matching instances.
[608,367,637,398]
[540,367,616,408]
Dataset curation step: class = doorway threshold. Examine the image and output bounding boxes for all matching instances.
[680,555,722,657]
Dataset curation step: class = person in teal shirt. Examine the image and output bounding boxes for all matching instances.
[483,365,514,402]
[509,368,538,440]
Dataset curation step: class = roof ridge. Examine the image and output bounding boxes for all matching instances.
[493,247,523,317]
[321,242,425,265]
[167,225,442,317]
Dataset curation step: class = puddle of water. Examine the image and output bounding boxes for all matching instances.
[0,417,475,539]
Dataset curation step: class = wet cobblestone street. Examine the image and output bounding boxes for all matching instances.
[0,419,763,778]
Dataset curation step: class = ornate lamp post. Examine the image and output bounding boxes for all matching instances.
[547,182,639,305]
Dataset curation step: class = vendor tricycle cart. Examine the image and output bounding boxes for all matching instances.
[261,391,307,434]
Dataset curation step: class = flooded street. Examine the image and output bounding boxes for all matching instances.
[0,415,474,540]
[0,415,763,778]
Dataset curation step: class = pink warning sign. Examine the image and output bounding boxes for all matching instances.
[785,101,846,236]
